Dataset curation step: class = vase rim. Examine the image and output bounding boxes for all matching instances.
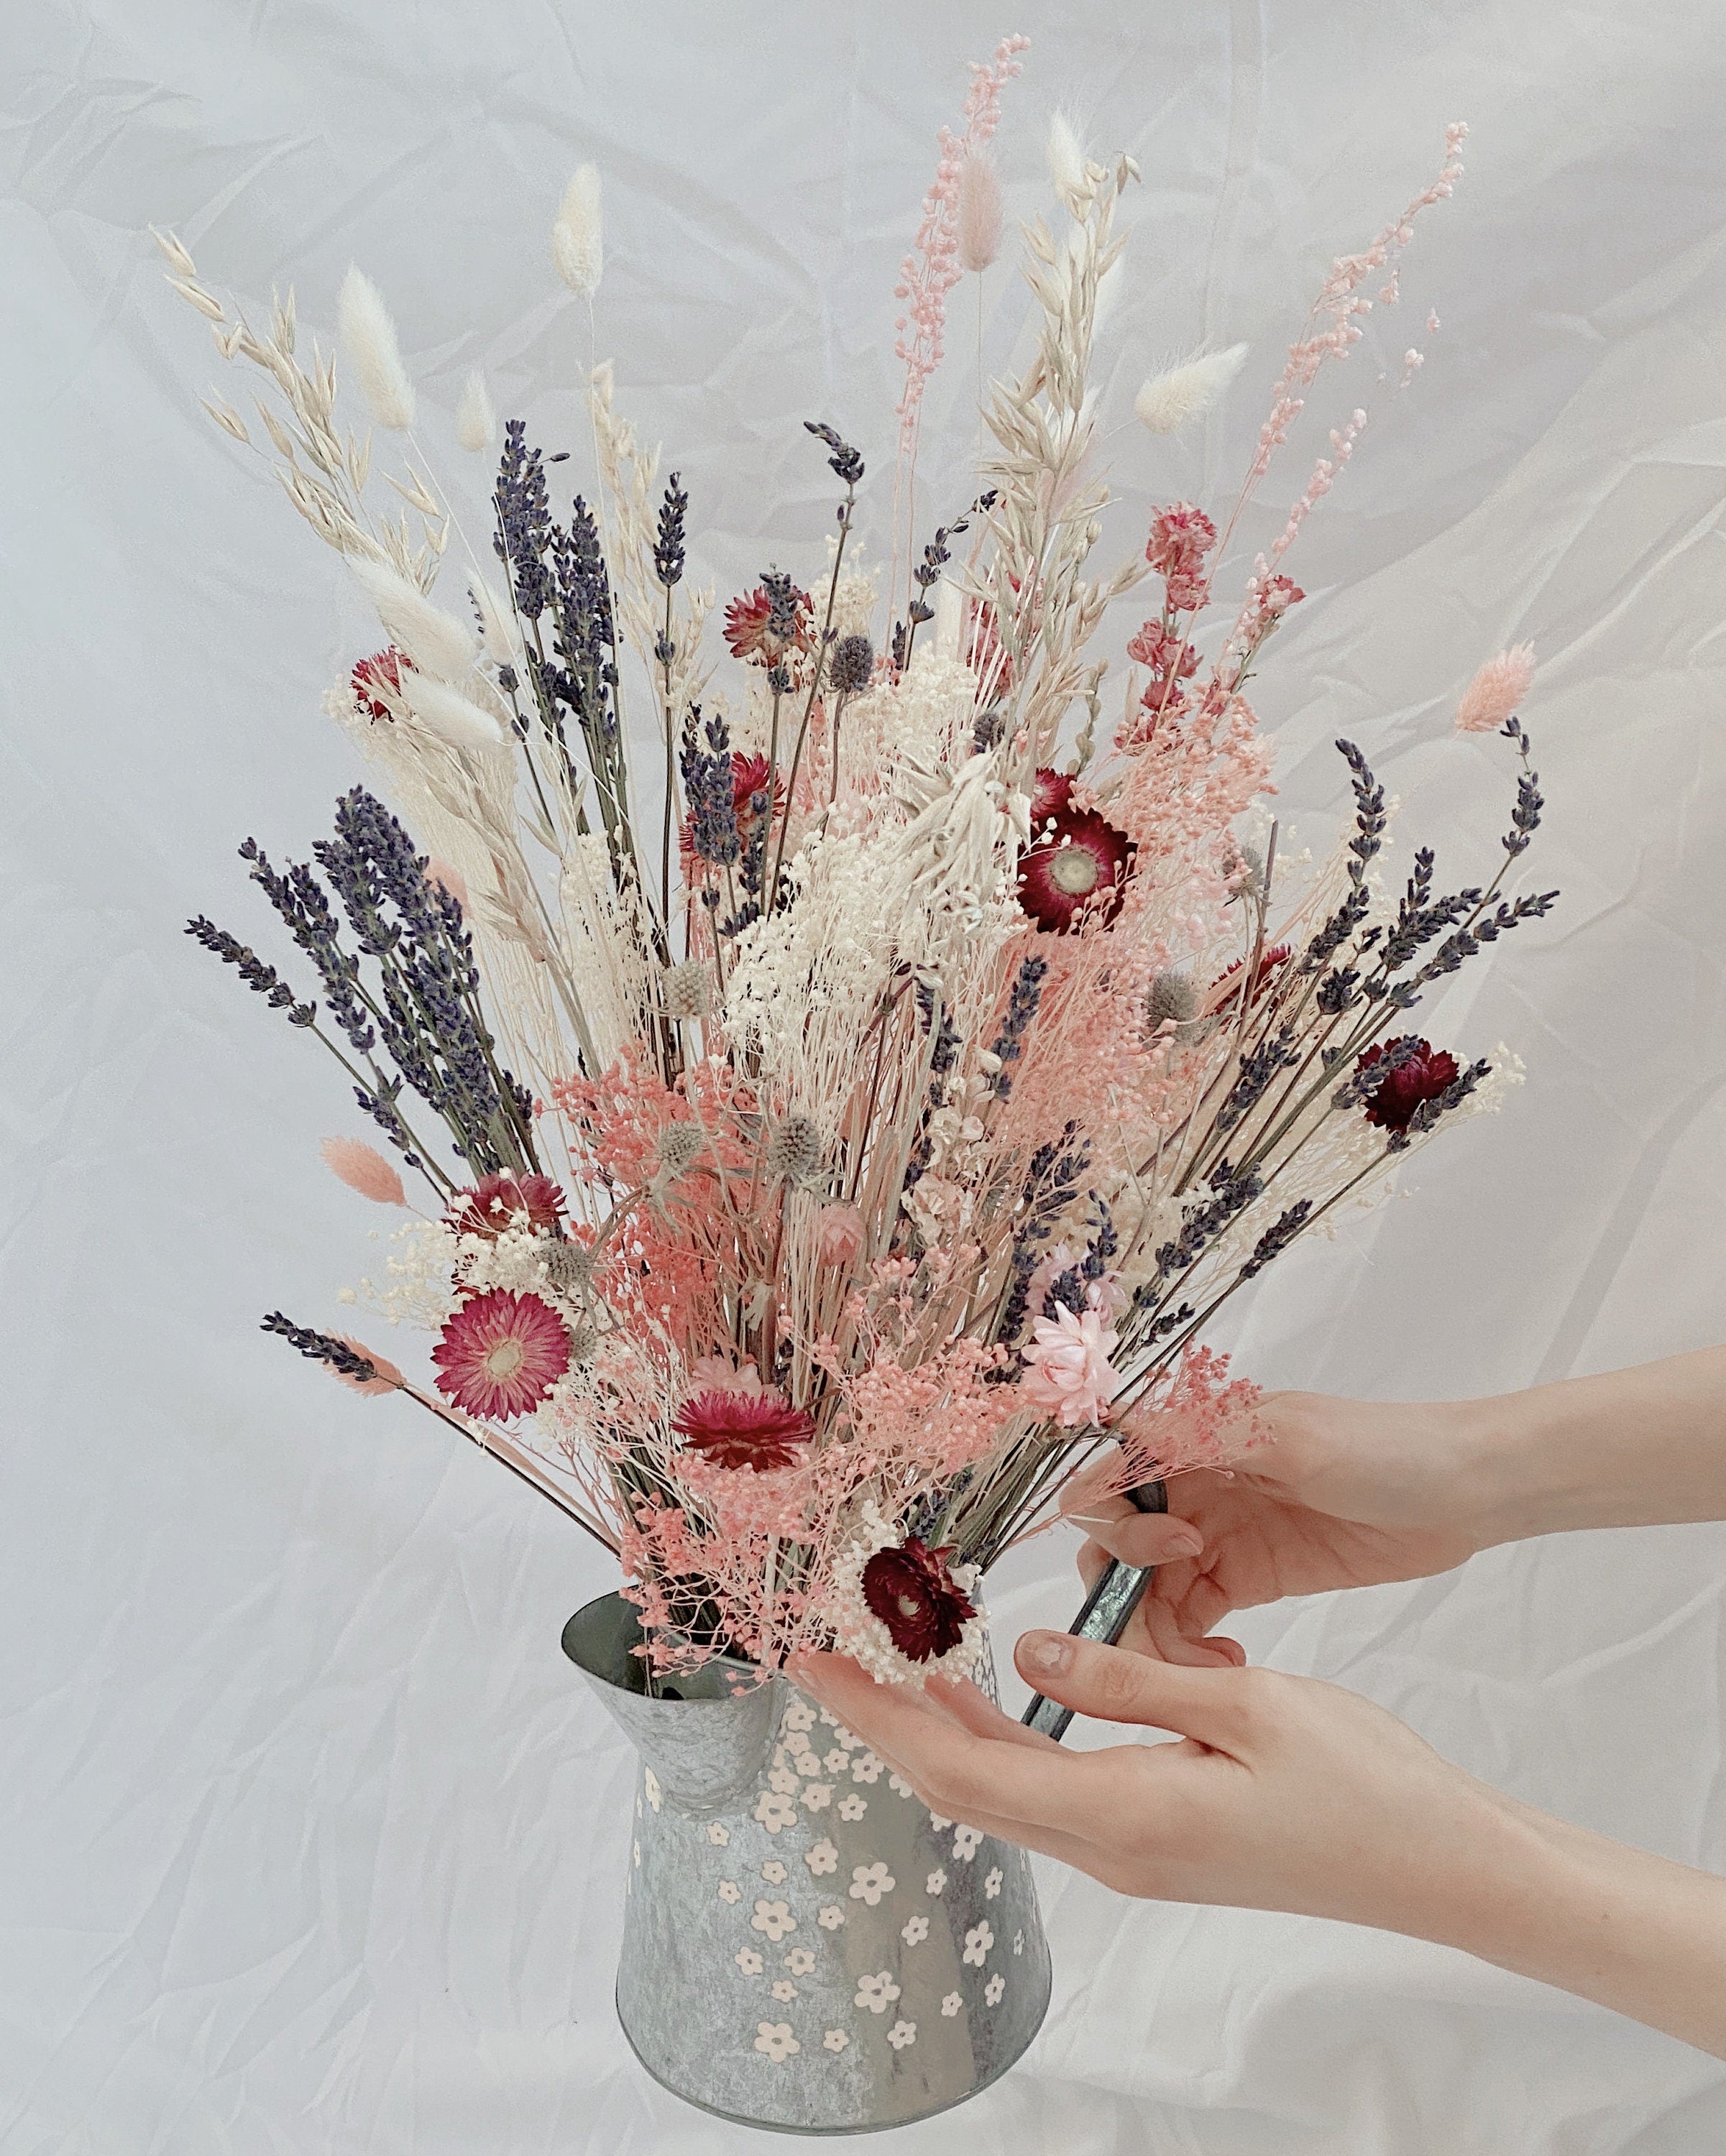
[561,1588,766,1701]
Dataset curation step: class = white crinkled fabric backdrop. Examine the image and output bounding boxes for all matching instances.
[5,1,1725,2150]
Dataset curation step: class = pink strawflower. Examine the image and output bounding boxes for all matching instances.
[672,1388,815,1471]
[320,1136,406,1207]
[1020,1302,1124,1427]
[432,1289,570,1419]
[687,1354,766,1396]
[816,1203,866,1266]
[1456,644,1535,733]
[330,1335,403,1397]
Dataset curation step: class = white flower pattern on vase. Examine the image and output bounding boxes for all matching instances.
[901,1913,929,1945]
[782,1702,817,1734]
[928,1811,952,1830]
[940,1991,963,2017]
[889,1773,914,1797]
[754,1790,797,1833]
[824,1749,848,1774]
[817,1904,845,1930]
[760,1859,788,1884]
[822,2030,850,2053]
[717,1880,741,1904]
[754,2022,799,2062]
[984,1866,1003,1899]
[751,1899,797,1942]
[963,1920,994,1967]
[985,1973,1006,2005]
[735,1948,763,1976]
[887,2019,917,2050]
[771,1979,797,2003]
[833,1725,861,1751]
[952,1824,983,1861]
[706,1821,730,1847]
[855,1971,901,2015]
[784,1948,815,1975]
[926,1868,947,1896]
[1013,1930,1024,1955]
[837,1793,868,1821]
[632,1840,641,1867]
[850,1750,883,1782]
[802,1783,833,1811]
[643,1767,662,1812]
[768,1764,799,1795]
[804,1838,839,1876]
[849,1861,895,1906]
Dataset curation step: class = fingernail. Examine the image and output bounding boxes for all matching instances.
[1169,1527,1203,1556]
[1019,1631,1073,1677]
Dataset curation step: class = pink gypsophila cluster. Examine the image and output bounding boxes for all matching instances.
[1107,1346,1263,1485]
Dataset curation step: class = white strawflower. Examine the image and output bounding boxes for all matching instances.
[352,558,476,683]
[1134,344,1249,435]
[455,369,495,452]
[552,165,603,298]
[336,265,416,431]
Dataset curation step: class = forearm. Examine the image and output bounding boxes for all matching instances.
[1420,1795,1726,2058]
[1461,1347,1726,1545]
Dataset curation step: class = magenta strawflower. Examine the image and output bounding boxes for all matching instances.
[447,1174,566,1241]
[433,1290,571,1419]
[673,1388,816,1472]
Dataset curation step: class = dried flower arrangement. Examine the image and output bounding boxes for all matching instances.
[169,40,1553,1695]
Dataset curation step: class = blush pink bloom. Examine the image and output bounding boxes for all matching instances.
[320,1136,406,1207]
[1456,644,1535,733]
[432,1290,570,1419]
[816,1203,866,1266]
[1019,1303,1124,1427]
[687,1355,766,1396]
[424,857,468,909]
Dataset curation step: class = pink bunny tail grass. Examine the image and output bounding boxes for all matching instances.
[424,856,469,908]
[320,1135,408,1206]
[956,149,1004,273]
[331,1335,405,1396]
[1456,644,1536,732]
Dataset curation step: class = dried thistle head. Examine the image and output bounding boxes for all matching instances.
[654,1123,706,1178]
[830,633,874,697]
[543,1242,598,1299]
[1147,969,1201,1040]
[764,1114,824,1187]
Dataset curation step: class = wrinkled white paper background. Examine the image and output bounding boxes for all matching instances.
[5,1,1725,2150]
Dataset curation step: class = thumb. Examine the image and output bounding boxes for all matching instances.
[1016,1629,1255,1755]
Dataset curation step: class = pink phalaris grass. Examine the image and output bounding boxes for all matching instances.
[955,149,1004,273]
[320,1136,407,1206]
[424,856,468,908]
[330,1335,404,1397]
[1456,643,1536,732]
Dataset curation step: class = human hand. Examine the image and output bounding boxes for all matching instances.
[1069,1390,1489,1666]
[792,1632,1521,1938]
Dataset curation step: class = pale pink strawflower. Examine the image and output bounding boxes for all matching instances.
[816,1203,866,1266]
[320,1136,406,1206]
[1019,1299,1124,1427]
[1456,643,1536,733]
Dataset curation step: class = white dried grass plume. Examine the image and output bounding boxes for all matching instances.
[956,150,1004,272]
[400,671,505,755]
[552,165,603,298]
[352,557,476,682]
[456,370,495,451]
[467,570,520,666]
[1091,254,1126,343]
[337,265,416,431]
[1133,343,1248,435]
[1047,112,1088,213]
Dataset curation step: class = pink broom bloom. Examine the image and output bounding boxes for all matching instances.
[1456,644,1536,732]
[432,1289,571,1419]
[320,1136,406,1207]
[1020,1302,1124,1427]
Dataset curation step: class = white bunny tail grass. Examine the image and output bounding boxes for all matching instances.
[336,265,416,431]
[455,370,495,452]
[1133,343,1249,435]
[352,557,477,683]
[400,672,505,755]
[956,149,1004,273]
[551,165,603,298]
[468,570,520,667]
[1047,111,1088,213]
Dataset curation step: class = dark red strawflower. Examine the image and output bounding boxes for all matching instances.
[861,1539,977,1664]
[1017,806,1134,933]
[448,1173,567,1241]
[1028,767,1075,829]
[1355,1037,1461,1132]
[1211,943,1291,1013]
[673,1388,816,1471]
[352,646,412,721]
[723,585,812,666]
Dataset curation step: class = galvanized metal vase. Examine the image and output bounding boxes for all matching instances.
[563,1592,1052,2133]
